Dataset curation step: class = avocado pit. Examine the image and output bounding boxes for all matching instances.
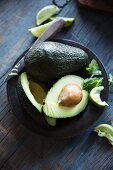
[58,83,83,107]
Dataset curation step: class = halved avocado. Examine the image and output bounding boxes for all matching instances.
[17,72,56,126]
[43,75,89,118]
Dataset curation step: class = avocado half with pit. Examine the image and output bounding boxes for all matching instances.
[17,72,56,126]
[43,75,89,118]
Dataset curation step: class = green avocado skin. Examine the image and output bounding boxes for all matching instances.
[25,41,88,83]
[17,76,50,127]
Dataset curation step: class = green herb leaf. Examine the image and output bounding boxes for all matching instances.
[83,77,103,92]
[86,59,102,77]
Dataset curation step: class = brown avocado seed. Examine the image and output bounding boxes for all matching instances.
[58,83,83,107]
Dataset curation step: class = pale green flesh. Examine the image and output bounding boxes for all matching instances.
[28,21,53,37]
[94,124,113,145]
[50,17,75,27]
[29,80,46,105]
[36,5,60,25]
[29,17,75,37]
[21,72,44,112]
[45,116,56,126]
[90,86,108,106]
[43,75,89,118]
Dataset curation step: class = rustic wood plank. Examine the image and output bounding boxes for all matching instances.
[58,106,113,170]
[1,104,113,170]
[0,110,21,143]
[0,0,113,169]
[0,112,29,168]
[0,0,52,79]
[0,84,10,120]
[0,129,87,170]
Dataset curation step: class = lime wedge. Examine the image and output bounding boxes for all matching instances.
[28,21,53,37]
[94,124,113,145]
[89,86,108,107]
[36,5,60,25]
[50,17,75,27]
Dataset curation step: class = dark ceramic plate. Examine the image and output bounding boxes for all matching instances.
[7,39,109,139]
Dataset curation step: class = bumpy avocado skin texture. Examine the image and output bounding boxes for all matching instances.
[25,41,88,83]
[17,75,50,127]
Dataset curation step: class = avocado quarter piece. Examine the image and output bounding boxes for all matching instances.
[44,115,56,126]
[43,75,89,118]
[25,41,88,83]
[17,72,56,127]
[19,72,46,112]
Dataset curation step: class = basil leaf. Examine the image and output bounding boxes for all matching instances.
[83,77,103,92]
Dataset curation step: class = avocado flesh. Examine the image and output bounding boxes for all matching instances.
[45,116,56,126]
[43,75,89,118]
[25,41,88,83]
[29,80,46,105]
[19,72,56,126]
[20,72,46,112]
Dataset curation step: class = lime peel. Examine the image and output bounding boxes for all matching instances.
[89,86,109,107]
[94,124,113,145]
[28,21,53,37]
[50,17,75,27]
[36,5,60,25]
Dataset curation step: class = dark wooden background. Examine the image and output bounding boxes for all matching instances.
[0,0,113,169]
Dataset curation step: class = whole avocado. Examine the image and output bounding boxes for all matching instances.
[25,41,88,83]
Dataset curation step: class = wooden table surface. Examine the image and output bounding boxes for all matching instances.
[0,0,113,169]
